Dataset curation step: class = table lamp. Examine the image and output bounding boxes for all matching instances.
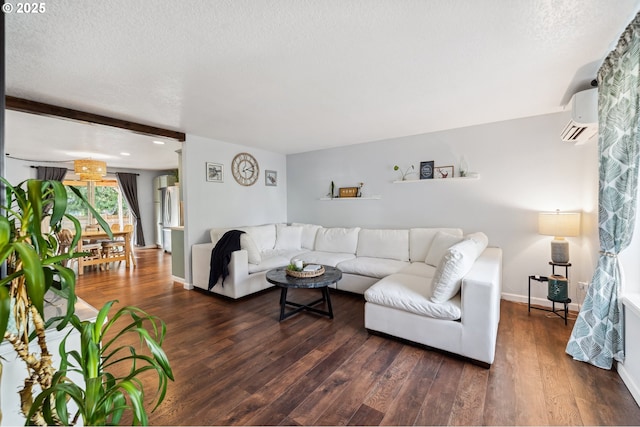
[538,210,581,263]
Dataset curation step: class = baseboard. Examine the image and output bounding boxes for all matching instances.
[183,281,194,290]
[501,292,580,312]
[618,362,640,407]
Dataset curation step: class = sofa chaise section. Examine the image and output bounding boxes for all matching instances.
[364,246,503,366]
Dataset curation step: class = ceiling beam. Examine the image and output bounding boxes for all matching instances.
[5,96,186,142]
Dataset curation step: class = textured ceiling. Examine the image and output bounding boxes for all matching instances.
[5,0,640,169]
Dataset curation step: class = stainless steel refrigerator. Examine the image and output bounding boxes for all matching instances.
[153,175,178,252]
[161,185,180,253]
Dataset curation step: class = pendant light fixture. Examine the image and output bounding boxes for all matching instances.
[74,159,107,181]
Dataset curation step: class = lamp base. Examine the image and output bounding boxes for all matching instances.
[550,240,570,263]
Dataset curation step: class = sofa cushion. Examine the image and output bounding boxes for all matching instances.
[409,228,463,262]
[356,229,409,261]
[365,273,461,320]
[209,227,231,245]
[247,254,291,274]
[337,257,410,279]
[314,227,360,254]
[430,239,479,303]
[274,224,303,251]
[239,224,276,252]
[399,262,438,278]
[425,231,464,267]
[240,234,261,264]
[295,251,355,267]
[292,223,323,249]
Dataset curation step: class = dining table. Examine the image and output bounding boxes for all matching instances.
[77,229,133,275]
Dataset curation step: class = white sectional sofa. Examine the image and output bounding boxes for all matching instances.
[191,223,502,366]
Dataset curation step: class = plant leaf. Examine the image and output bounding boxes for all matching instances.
[50,264,77,329]
[27,179,47,255]
[67,186,113,239]
[0,215,10,248]
[12,241,46,317]
[0,286,10,345]
[48,180,68,226]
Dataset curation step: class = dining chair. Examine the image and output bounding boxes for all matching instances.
[101,223,124,269]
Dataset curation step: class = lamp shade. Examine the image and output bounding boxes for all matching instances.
[538,211,581,238]
[74,159,107,181]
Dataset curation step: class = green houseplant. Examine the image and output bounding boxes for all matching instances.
[0,178,173,426]
[393,164,416,180]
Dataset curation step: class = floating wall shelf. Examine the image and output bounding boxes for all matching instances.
[319,195,382,201]
[392,175,480,184]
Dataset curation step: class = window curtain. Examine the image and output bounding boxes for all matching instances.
[566,13,640,370]
[116,172,146,247]
[36,166,67,181]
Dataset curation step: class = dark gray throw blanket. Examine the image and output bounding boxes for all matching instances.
[208,230,245,290]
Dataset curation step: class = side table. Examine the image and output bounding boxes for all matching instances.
[528,271,572,325]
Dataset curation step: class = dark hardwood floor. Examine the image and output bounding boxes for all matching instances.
[75,249,640,426]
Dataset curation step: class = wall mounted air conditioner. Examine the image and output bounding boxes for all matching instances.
[561,88,598,144]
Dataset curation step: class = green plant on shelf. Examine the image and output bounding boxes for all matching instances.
[393,165,416,180]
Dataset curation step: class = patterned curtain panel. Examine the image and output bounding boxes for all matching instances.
[566,13,640,370]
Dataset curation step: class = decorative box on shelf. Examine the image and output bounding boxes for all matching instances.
[339,187,358,198]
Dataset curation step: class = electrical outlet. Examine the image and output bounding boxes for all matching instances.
[578,281,589,291]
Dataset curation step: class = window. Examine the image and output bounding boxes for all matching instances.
[63,179,131,230]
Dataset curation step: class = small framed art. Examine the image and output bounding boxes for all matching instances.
[265,170,277,186]
[419,161,434,179]
[206,162,224,183]
[435,165,454,179]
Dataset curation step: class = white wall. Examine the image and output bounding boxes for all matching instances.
[4,157,34,183]
[287,112,599,305]
[619,193,640,295]
[182,134,288,285]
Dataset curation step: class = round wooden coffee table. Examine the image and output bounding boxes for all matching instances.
[266,265,342,321]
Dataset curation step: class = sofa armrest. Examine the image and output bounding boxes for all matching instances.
[192,243,215,289]
[228,249,249,284]
[460,247,503,364]
[191,242,251,291]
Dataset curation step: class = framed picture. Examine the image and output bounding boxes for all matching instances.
[206,162,224,183]
[265,170,277,186]
[435,165,454,179]
[419,161,434,179]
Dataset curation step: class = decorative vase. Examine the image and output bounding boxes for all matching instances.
[460,156,468,177]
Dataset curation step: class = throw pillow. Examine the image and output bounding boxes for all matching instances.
[465,232,489,257]
[430,239,479,303]
[274,224,303,251]
[425,231,464,267]
[240,233,261,264]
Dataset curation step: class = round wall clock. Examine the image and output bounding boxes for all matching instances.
[231,152,259,186]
